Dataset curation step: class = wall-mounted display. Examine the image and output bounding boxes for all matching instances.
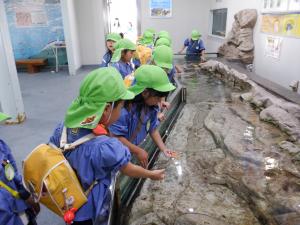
[261,14,300,38]
[150,0,172,18]
[265,36,282,59]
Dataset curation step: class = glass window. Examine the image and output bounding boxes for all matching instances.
[211,8,227,37]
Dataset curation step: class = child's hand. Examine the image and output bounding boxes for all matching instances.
[158,112,166,121]
[150,169,165,180]
[163,149,178,158]
[161,101,171,110]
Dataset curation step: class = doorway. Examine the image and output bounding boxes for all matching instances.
[105,0,140,43]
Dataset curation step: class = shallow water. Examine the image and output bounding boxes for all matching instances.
[127,61,300,225]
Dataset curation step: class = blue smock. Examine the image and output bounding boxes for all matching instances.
[110,61,135,79]
[49,123,131,224]
[167,66,176,85]
[109,104,160,146]
[0,140,29,225]
[184,38,205,60]
[100,51,112,68]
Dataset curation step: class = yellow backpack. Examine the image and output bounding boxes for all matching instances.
[134,45,152,65]
[23,127,97,217]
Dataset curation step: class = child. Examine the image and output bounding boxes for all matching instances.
[178,29,206,62]
[49,67,165,225]
[100,33,122,68]
[152,45,175,84]
[140,31,155,49]
[155,37,171,48]
[0,113,39,225]
[110,38,136,81]
[109,65,177,168]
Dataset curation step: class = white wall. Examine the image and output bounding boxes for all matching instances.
[61,0,82,75]
[74,0,106,65]
[140,0,211,52]
[206,0,300,93]
[0,0,24,121]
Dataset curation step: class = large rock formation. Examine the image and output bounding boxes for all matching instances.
[200,60,300,144]
[218,9,257,64]
[127,61,300,225]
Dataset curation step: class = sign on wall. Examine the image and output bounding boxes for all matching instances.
[150,0,172,18]
[261,14,300,38]
[265,36,282,59]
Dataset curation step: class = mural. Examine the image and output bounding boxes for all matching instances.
[4,0,66,66]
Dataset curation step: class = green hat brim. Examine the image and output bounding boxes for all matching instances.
[0,112,11,122]
[154,61,173,70]
[128,82,175,96]
[65,89,134,129]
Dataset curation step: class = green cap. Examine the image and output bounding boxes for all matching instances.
[141,31,154,45]
[111,38,136,62]
[0,112,10,122]
[155,37,171,47]
[158,30,171,41]
[191,29,201,40]
[153,45,173,69]
[129,65,176,96]
[106,33,122,42]
[65,67,134,129]
[145,28,156,36]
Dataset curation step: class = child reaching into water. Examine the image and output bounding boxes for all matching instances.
[49,67,165,225]
[109,65,177,168]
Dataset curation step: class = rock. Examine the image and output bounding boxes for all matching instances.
[235,9,258,29]
[279,141,300,155]
[218,9,257,64]
[260,105,300,142]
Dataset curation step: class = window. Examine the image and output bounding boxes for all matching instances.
[211,8,227,37]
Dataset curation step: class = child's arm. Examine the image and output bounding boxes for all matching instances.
[113,135,149,168]
[178,46,186,54]
[120,162,165,180]
[150,129,177,158]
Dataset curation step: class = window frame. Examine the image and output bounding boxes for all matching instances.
[209,8,228,39]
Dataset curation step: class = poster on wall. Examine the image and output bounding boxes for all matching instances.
[265,36,282,59]
[261,14,300,38]
[150,0,172,18]
[14,0,48,27]
[289,0,300,11]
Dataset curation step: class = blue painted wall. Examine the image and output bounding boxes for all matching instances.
[4,0,65,60]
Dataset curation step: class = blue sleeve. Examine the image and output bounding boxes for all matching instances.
[149,107,160,133]
[198,40,205,51]
[184,39,189,47]
[49,123,63,147]
[168,66,176,83]
[92,138,131,175]
[110,62,120,72]
[100,52,111,68]
[109,108,129,138]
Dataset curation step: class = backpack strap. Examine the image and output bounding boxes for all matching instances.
[60,126,96,151]
[0,180,20,198]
